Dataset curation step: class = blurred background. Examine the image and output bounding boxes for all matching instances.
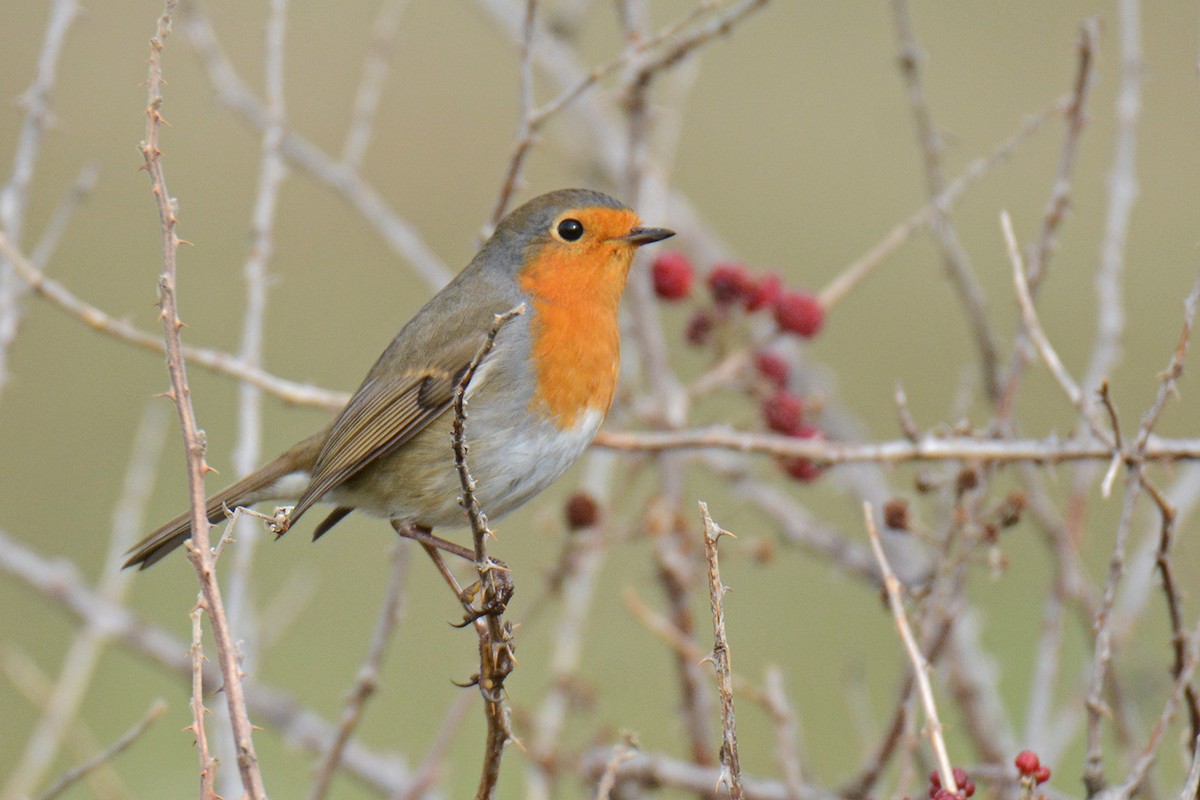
[1,1,1198,798]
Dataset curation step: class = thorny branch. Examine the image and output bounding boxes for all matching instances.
[140,4,266,797]
[451,304,525,800]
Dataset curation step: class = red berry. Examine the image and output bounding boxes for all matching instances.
[952,768,969,788]
[780,424,824,482]
[707,263,754,305]
[1034,766,1051,784]
[763,390,805,434]
[929,770,942,789]
[753,351,790,388]
[564,492,599,530]
[962,780,975,797]
[651,251,694,301]
[745,272,782,312]
[930,789,956,800]
[1014,751,1040,776]
[685,309,714,346]
[774,289,825,338]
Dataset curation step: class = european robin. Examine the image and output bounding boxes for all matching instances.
[124,188,674,569]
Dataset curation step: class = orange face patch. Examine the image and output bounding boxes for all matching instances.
[518,206,644,427]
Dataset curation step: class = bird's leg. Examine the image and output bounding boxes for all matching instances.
[390,522,512,623]
[391,522,476,561]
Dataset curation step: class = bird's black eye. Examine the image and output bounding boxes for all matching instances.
[556,218,584,241]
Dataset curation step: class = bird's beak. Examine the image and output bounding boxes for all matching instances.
[620,226,675,246]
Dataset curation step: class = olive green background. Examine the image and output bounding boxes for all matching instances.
[2,1,1198,798]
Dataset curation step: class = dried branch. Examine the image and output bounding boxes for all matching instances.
[0,530,416,794]
[28,163,100,270]
[1083,471,1143,797]
[395,691,474,800]
[863,502,956,793]
[820,93,1069,310]
[179,3,451,290]
[219,4,289,790]
[1082,0,1143,398]
[597,427,1200,464]
[188,592,218,798]
[1,406,166,800]
[1027,19,1099,291]
[0,0,80,392]
[140,5,265,796]
[890,0,1000,399]
[309,544,410,800]
[1110,617,1200,800]
[580,747,837,800]
[341,0,409,170]
[593,738,638,800]
[451,304,526,800]
[1002,210,1113,443]
[699,502,745,800]
[763,666,806,798]
[525,480,611,800]
[997,20,1099,421]
[34,700,167,800]
[0,233,346,410]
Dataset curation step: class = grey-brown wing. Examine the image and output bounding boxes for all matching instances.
[285,349,475,527]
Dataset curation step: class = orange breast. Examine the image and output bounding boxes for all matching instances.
[518,208,641,427]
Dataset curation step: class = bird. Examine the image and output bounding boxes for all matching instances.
[124,188,674,569]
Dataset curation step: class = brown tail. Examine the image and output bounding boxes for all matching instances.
[123,432,325,570]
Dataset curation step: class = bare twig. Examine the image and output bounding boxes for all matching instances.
[309,544,411,800]
[1182,736,1200,800]
[28,163,100,270]
[488,0,539,227]
[1,406,167,800]
[597,427,1200,464]
[890,0,1000,399]
[594,738,638,800]
[4,654,133,799]
[0,233,346,409]
[179,4,452,289]
[341,0,410,170]
[487,0,766,228]
[863,502,956,793]
[1082,0,1142,399]
[140,5,266,797]
[1109,617,1200,800]
[820,94,1069,310]
[188,592,218,798]
[1083,472,1143,797]
[219,2,289,790]
[525,464,613,800]
[0,530,416,794]
[34,700,167,800]
[394,691,474,800]
[763,666,806,798]
[450,304,526,800]
[580,747,835,800]
[1002,210,1113,443]
[997,20,1100,421]
[1028,19,1100,290]
[0,0,80,392]
[699,502,745,800]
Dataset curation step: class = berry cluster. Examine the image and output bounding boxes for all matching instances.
[651,251,828,483]
[1015,750,1051,785]
[651,252,826,341]
[927,767,976,800]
